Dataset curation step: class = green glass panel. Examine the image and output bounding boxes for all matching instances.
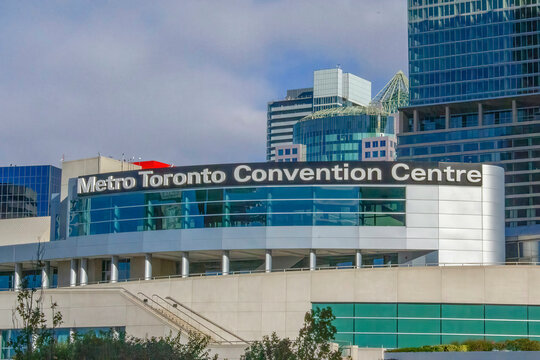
[442,304,484,319]
[528,306,540,320]
[442,320,484,335]
[313,303,354,317]
[485,305,527,320]
[527,322,540,336]
[399,303,440,318]
[334,318,354,333]
[398,319,440,333]
[442,335,484,344]
[398,334,440,348]
[485,321,527,336]
[356,319,396,333]
[355,334,397,348]
[355,303,396,317]
[334,333,354,347]
[485,335,524,342]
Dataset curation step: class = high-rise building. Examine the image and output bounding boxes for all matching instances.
[293,107,395,162]
[0,165,61,219]
[408,0,539,106]
[267,88,313,161]
[398,0,540,261]
[267,68,371,161]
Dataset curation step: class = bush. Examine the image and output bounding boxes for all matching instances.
[388,338,540,353]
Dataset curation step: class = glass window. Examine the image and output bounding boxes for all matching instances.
[285,149,291,155]
[373,141,379,147]
[373,151,378,157]
[278,149,283,155]
[365,152,371,158]
[292,148,298,154]
[380,140,386,146]
[365,142,371,148]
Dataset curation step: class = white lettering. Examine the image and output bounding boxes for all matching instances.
[299,168,315,181]
[467,170,482,183]
[77,177,96,194]
[392,163,410,181]
[139,171,154,187]
[234,165,251,182]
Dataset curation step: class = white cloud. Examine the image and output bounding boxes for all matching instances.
[0,0,407,167]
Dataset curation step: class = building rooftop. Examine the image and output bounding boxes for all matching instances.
[300,105,387,121]
[370,71,409,114]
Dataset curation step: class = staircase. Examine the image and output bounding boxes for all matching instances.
[122,289,247,345]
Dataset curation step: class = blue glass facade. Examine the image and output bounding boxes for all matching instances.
[69,185,406,237]
[398,96,540,232]
[408,0,540,105]
[293,108,395,161]
[0,165,61,219]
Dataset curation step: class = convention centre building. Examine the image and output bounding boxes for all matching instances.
[3,157,540,358]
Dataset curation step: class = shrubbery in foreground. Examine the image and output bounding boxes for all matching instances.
[387,338,540,353]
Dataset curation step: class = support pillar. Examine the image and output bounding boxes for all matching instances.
[14,263,22,290]
[111,256,119,283]
[309,249,316,271]
[70,259,78,287]
[222,250,230,275]
[79,258,88,286]
[144,253,152,281]
[355,250,362,269]
[265,250,272,273]
[512,100,517,122]
[478,103,483,126]
[445,106,450,129]
[41,261,50,289]
[181,252,189,278]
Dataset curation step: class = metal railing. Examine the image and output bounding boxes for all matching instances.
[164,296,248,344]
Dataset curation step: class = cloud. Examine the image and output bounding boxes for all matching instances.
[0,0,407,167]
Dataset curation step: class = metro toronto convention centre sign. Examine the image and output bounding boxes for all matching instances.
[77,162,484,196]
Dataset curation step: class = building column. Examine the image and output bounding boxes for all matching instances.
[70,259,78,287]
[181,252,189,278]
[41,261,50,289]
[445,106,450,129]
[309,249,317,271]
[222,250,230,275]
[144,253,152,281]
[265,250,272,273]
[79,258,88,286]
[478,103,483,126]
[512,100,518,122]
[355,250,362,269]
[14,263,22,290]
[413,109,419,132]
[110,256,119,284]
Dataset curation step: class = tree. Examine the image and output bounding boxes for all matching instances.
[244,307,344,360]
[10,278,63,360]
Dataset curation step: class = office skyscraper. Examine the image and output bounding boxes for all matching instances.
[398,0,540,261]
[408,0,539,105]
[267,68,371,161]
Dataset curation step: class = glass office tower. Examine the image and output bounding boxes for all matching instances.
[294,107,395,161]
[267,68,372,161]
[399,0,540,261]
[0,165,61,219]
[408,0,540,106]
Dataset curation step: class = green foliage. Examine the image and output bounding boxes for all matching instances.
[10,279,63,360]
[244,307,345,360]
[388,338,540,353]
[14,331,218,360]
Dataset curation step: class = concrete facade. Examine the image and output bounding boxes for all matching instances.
[1,266,538,342]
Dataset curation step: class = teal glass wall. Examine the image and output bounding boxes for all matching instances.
[293,110,395,161]
[408,0,540,105]
[314,303,540,348]
[69,186,406,237]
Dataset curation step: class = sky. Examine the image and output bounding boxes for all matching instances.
[0,0,408,167]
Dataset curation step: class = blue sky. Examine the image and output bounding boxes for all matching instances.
[0,0,408,167]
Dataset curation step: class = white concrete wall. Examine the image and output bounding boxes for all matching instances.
[0,217,50,246]
[0,266,539,344]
